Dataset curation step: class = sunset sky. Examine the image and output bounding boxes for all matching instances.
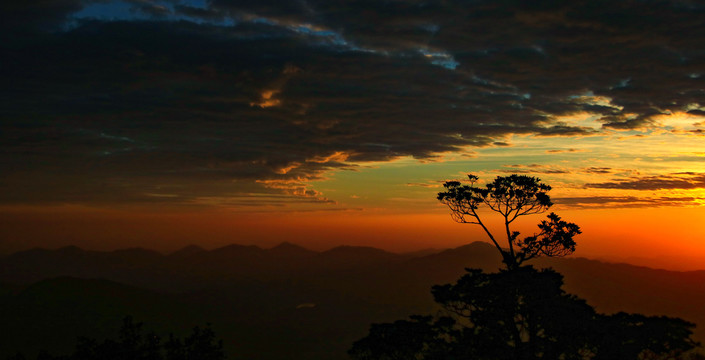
[2,0,705,269]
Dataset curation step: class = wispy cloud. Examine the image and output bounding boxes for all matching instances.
[498,164,569,174]
[554,196,701,209]
[546,148,589,154]
[406,182,442,188]
[585,173,705,190]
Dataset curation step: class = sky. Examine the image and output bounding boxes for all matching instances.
[2,0,705,270]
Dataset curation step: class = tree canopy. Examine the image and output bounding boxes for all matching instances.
[437,174,580,270]
[350,173,701,360]
[350,267,700,360]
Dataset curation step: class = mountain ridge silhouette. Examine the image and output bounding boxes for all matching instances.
[2,240,705,359]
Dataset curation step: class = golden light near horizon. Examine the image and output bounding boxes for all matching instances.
[2,0,705,273]
[6,2,705,360]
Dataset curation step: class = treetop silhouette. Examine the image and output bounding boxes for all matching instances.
[350,173,700,360]
[438,174,580,270]
[350,266,700,360]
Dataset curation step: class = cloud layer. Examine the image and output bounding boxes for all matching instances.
[3,0,705,205]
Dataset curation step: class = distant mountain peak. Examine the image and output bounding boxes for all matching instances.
[56,245,83,253]
[268,242,316,257]
[411,241,501,266]
[208,244,265,259]
[110,247,160,255]
[456,241,496,251]
[211,243,262,252]
[321,245,398,258]
[271,241,304,249]
[108,248,164,261]
[168,245,207,260]
[169,244,206,257]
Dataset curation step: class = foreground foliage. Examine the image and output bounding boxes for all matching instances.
[6,317,226,360]
[350,266,699,360]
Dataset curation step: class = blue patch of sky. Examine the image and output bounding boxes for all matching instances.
[72,1,142,22]
[68,2,452,64]
[182,0,208,9]
[68,0,234,28]
[217,15,376,53]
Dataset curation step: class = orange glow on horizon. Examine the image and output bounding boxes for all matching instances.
[1,204,704,270]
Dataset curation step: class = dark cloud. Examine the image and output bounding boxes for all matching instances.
[685,129,705,135]
[3,0,705,205]
[688,109,705,116]
[600,113,659,130]
[586,173,705,190]
[583,167,613,174]
[546,148,585,153]
[0,0,86,33]
[406,182,441,188]
[554,195,700,208]
[498,164,569,174]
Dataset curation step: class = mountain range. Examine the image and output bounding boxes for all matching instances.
[1,241,704,359]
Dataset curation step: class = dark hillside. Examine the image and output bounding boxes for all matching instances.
[1,241,704,359]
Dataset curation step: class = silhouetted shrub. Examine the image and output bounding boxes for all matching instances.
[8,317,225,360]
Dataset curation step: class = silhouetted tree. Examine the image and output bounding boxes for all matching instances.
[437,174,580,270]
[350,174,700,360]
[350,267,699,360]
[431,267,596,359]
